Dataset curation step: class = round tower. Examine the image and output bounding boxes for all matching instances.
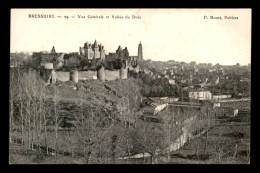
[97,66,105,81]
[51,69,56,84]
[120,67,128,79]
[70,70,78,83]
[120,60,128,79]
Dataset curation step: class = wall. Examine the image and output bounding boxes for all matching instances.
[55,70,125,82]
[105,70,120,81]
[56,71,70,82]
[56,70,99,81]
[169,115,207,152]
[78,71,97,80]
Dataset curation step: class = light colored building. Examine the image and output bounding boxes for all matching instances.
[212,95,232,100]
[169,79,175,85]
[151,103,168,115]
[189,90,212,101]
[213,102,220,108]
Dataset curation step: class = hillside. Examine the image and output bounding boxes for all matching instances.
[45,77,142,126]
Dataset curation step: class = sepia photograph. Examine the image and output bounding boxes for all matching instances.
[9,8,251,164]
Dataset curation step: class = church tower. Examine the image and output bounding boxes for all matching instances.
[138,41,143,60]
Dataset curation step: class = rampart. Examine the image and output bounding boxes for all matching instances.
[105,70,120,80]
[56,70,123,81]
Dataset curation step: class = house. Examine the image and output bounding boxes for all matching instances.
[188,89,212,101]
[152,103,168,114]
[169,79,175,85]
[142,97,170,115]
[141,101,168,116]
[167,97,179,102]
[213,102,220,108]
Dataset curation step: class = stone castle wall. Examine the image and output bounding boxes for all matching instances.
[105,70,120,80]
[55,70,121,82]
[78,71,97,80]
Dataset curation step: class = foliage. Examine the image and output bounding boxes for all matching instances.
[128,71,178,97]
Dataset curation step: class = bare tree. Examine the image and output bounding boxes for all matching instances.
[43,98,52,154]
[131,121,167,164]
[9,69,19,143]
[24,83,32,150]
[73,104,94,163]
[52,86,61,160]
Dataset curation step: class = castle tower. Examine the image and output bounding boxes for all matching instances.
[100,45,105,60]
[138,41,143,60]
[51,69,56,84]
[99,44,105,60]
[116,46,122,54]
[83,42,91,59]
[51,46,56,54]
[97,66,105,81]
[120,60,128,79]
[94,40,99,59]
[70,70,79,83]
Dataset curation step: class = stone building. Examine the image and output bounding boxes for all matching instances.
[79,40,105,60]
[105,46,129,61]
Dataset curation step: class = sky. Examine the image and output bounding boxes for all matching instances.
[10,9,251,66]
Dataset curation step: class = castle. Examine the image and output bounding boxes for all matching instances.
[32,40,143,84]
[79,40,106,60]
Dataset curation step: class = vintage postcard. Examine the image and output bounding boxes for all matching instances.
[10,8,251,164]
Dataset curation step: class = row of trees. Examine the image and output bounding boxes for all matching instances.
[10,67,59,155]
